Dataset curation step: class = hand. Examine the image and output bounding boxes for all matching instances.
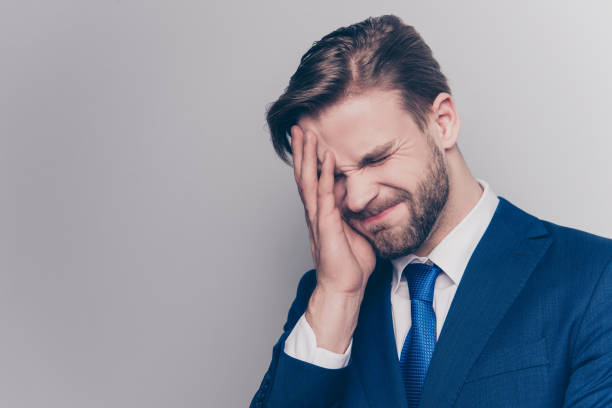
[290,125,377,297]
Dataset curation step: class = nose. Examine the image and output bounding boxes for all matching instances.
[342,173,378,214]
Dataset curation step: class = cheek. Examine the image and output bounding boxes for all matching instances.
[374,159,423,189]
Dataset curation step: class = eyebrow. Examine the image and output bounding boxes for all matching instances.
[317,141,396,173]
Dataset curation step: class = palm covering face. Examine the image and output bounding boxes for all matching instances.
[291,125,377,295]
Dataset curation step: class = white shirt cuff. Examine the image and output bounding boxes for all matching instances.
[283,313,352,369]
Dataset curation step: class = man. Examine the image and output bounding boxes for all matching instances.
[250,14,612,408]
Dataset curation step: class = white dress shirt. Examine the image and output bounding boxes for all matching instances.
[284,178,500,369]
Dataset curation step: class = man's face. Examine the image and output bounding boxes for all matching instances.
[297,88,450,259]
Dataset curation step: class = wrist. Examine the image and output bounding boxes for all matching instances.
[305,285,364,354]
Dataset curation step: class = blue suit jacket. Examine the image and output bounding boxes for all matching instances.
[250,196,612,407]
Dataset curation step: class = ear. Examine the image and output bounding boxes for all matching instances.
[430,92,460,151]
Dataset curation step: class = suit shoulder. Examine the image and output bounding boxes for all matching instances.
[535,218,612,285]
[518,218,612,321]
[540,219,612,258]
[499,197,611,256]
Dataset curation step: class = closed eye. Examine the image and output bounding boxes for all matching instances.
[316,153,391,179]
[366,155,390,166]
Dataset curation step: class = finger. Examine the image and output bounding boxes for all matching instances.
[304,208,317,246]
[311,239,319,268]
[317,150,336,216]
[300,129,317,185]
[304,206,320,266]
[301,129,319,242]
[290,125,304,180]
[317,150,344,240]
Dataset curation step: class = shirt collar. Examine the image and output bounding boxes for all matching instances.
[390,178,500,292]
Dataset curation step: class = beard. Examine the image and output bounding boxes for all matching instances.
[342,135,450,259]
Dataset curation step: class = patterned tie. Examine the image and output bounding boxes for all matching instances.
[399,262,442,408]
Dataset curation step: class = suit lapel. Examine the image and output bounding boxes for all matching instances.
[353,258,408,408]
[419,196,552,407]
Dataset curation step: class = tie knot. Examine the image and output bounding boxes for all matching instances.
[402,262,441,302]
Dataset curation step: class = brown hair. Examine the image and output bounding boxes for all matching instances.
[265,14,451,164]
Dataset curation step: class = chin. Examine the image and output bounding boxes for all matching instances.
[370,225,422,260]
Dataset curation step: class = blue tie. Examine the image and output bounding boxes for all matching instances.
[399,262,442,408]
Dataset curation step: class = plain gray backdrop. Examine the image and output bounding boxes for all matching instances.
[2,1,611,407]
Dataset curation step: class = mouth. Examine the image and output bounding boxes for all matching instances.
[362,203,401,224]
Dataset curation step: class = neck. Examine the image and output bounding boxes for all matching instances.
[413,149,483,257]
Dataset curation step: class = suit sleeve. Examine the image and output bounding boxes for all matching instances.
[562,254,612,407]
[249,269,350,408]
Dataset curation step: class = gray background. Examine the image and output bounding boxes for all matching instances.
[2,1,611,407]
